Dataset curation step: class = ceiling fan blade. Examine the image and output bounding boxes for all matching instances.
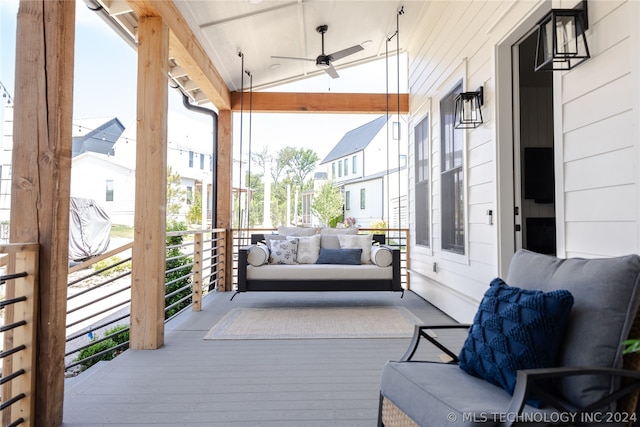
[270,55,315,62]
[328,44,364,61]
[325,64,339,79]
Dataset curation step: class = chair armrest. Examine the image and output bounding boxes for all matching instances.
[400,324,471,362]
[505,367,640,427]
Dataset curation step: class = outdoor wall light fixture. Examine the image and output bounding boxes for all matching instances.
[454,87,484,129]
[534,0,590,72]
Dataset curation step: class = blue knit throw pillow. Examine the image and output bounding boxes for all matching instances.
[458,278,574,396]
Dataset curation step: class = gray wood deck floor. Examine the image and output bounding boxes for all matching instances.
[62,290,460,426]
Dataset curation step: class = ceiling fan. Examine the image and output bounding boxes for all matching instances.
[271,25,364,78]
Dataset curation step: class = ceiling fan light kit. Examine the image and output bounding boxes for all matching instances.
[271,24,364,78]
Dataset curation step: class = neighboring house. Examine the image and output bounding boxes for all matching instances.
[109,114,215,226]
[0,109,214,227]
[72,117,124,157]
[315,115,408,228]
[0,112,129,223]
[0,104,14,224]
[71,152,135,226]
[341,166,407,229]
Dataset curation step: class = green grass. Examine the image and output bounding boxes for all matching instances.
[110,224,134,239]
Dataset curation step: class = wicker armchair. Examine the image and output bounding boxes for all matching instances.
[379,250,640,426]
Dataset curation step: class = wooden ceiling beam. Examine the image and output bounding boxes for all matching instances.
[127,0,231,110]
[230,92,409,113]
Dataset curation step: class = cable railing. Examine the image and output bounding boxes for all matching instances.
[230,228,410,289]
[65,228,226,373]
[0,243,39,427]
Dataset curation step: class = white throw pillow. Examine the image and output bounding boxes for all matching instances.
[370,245,393,267]
[277,226,318,237]
[338,234,373,264]
[264,234,286,247]
[268,239,298,264]
[287,234,321,264]
[319,227,358,235]
[247,243,269,266]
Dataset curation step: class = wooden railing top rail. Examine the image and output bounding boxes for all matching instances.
[0,243,39,254]
[68,242,134,274]
[167,228,225,237]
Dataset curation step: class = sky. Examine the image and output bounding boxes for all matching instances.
[0,0,407,163]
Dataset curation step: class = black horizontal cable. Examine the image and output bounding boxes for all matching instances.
[0,345,26,360]
[7,417,25,427]
[0,392,26,411]
[0,368,25,386]
[0,320,27,333]
[0,296,27,310]
[0,272,28,281]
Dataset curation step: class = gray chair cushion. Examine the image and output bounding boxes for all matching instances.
[506,249,640,410]
[381,362,558,426]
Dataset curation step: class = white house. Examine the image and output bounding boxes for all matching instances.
[71,115,213,226]
[71,152,135,226]
[317,115,408,228]
[340,166,407,230]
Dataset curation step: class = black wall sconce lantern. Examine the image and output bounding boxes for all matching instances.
[534,0,590,72]
[454,86,484,129]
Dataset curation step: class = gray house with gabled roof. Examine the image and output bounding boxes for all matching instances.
[315,115,407,229]
[72,117,125,157]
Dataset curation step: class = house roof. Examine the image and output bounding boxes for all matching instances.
[320,115,388,164]
[72,117,123,138]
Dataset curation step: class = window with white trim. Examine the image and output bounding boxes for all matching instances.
[415,115,430,247]
[440,81,465,254]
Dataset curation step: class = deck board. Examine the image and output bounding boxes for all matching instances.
[63,291,460,426]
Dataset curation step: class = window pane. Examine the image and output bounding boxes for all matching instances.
[106,180,114,202]
[440,82,465,254]
[344,158,348,175]
[352,156,357,173]
[360,188,365,209]
[414,115,430,247]
[345,190,351,210]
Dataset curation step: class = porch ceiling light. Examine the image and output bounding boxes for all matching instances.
[454,87,484,129]
[534,0,590,72]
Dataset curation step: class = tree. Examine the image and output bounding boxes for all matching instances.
[246,172,264,227]
[166,166,185,219]
[186,189,202,225]
[311,182,344,226]
[287,148,319,188]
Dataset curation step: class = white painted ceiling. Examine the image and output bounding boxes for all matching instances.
[173,0,428,92]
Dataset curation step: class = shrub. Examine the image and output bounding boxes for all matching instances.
[165,220,193,319]
[74,324,130,371]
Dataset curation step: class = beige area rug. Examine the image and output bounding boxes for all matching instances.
[203,306,422,340]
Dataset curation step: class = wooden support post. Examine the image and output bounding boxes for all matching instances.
[131,16,168,350]
[192,233,203,311]
[9,245,39,425]
[217,110,233,291]
[9,1,75,425]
